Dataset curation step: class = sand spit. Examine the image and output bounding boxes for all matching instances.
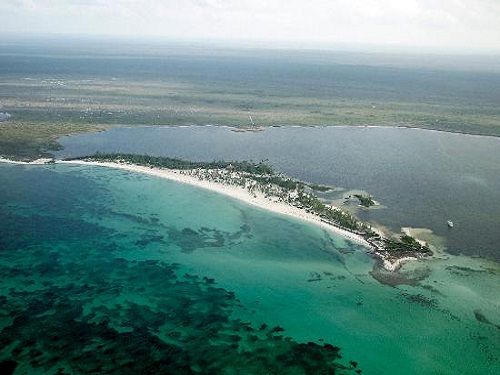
[59,160,370,247]
[1,157,414,271]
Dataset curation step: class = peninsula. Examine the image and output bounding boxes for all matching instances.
[59,153,432,270]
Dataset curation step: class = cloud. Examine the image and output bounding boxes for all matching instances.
[1,0,499,51]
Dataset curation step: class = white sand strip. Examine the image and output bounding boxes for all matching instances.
[1,157,418,271]
[58,160,371,247]
[0,158,53,165]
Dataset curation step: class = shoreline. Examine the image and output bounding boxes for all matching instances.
[0,157,53,165]
[58,123,500,140]
[1,157,418,271]
[58,160,371,247]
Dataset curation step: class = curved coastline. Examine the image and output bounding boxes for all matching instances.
[0,157,420,271]
[58,160,371,247]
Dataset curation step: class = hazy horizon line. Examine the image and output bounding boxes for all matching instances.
[2,32,500,57]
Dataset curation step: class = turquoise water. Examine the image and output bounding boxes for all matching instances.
[0,163,499,374]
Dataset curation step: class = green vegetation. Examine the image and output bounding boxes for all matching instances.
[295,189,360,231]
[1,69,500,147]
[309,184,332,192]
[72,153,274,175]
[0,121,107,161]
[354,194,375,207]
[384,235,431,255]
[251,175,300,191]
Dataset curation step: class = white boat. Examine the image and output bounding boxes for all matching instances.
[447,220,454,228]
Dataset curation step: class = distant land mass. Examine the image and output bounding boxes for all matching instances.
[1,38,500,160]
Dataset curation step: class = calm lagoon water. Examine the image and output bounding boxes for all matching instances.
[0,163,498,374]
[57,125,500,261]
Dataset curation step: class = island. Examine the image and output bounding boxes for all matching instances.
[60,153,432,271]
[353,194,376,208]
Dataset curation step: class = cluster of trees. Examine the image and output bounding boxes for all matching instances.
[384,235,431,255]
[308,184,331,192]
[252,175,300,191]
[295,190,359,231]
[353,194,375,207]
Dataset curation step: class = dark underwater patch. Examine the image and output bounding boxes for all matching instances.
[109,210,252,252]
[446,265,496,277]
[369,263,431,287]
[0,225,361,374]
[474,310,500,330]
[400,293,439,309]
[165,225,251,253]
[134,234,165,247]
[0,360,17,375]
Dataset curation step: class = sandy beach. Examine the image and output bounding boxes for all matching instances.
[2,157,423,270]
[58,160,371,247]
[0,158,53,165]
[378,254,417,272]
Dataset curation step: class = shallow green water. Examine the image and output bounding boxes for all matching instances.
[0,164,498,374]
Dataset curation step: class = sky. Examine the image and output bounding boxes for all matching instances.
[1,0,500,52]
